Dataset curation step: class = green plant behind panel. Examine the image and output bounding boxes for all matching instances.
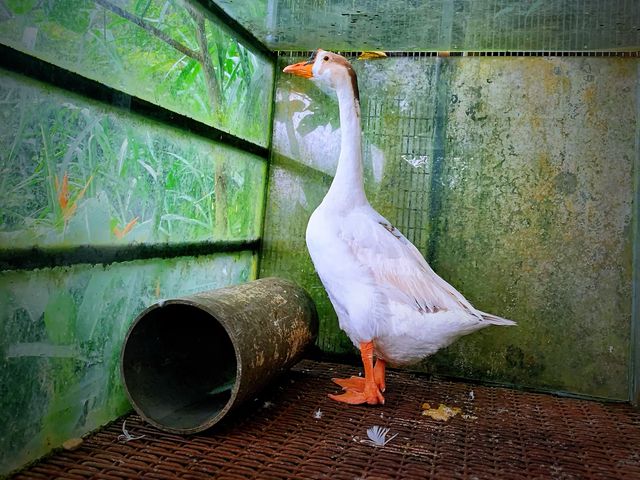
[0,70,266,249]
[0,0,274,146]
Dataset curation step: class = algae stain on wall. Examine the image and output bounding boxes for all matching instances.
[426,57,635,399]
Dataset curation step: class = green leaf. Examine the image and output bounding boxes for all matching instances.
[6,0,37,14]
[44,0,92,34]
[133,0,153,17]
[175,59,201,92]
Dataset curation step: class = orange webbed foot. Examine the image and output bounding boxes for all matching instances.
[328,382,385,405]
[332,376,365,391]
[329,341,386,405]
[374,359,386,393]
[332,369,385,393]
[328,390,368,404]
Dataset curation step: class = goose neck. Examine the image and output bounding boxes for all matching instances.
[326,81,367,207]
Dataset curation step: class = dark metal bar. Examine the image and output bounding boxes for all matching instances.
[278,50,639,58]
[0,239,260,271]
[193,0,276,60]
[270,152,334,185]
[425,56,450,265]
[0,44,270,159]
[255,58,280,278]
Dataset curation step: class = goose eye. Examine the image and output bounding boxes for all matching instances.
[323,56,329,61]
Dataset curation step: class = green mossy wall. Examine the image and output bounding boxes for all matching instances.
[0,252,256,475]
[261,55,637,400]
[428,57,634,398]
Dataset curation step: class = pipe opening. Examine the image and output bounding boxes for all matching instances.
[121,303,237,432]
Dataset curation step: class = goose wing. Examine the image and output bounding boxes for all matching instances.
[339,208,482,319]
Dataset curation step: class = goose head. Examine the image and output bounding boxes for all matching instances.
[283,49,359,100]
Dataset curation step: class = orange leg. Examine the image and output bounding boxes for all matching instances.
[374,358,386,392]
[332,358,386,392]
[328,341,385,405]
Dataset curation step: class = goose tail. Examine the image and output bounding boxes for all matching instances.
[478,310,517,326]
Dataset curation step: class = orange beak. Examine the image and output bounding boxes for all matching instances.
[283,61,314,78]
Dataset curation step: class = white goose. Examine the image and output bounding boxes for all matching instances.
[284,50,515,405]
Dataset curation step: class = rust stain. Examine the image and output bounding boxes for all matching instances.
[542,60,570,95]
[530,115,542,130]
[582,84,596,103]
[285,320,313,362]
[254,350,265,367]
[531,153,558,202]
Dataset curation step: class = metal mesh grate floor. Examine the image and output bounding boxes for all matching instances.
[13,360,640,479]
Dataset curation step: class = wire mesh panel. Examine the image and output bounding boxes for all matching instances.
[11,361,640,479]
[361,53,441,255]
[212,0,640,52]
[455,0,640,52]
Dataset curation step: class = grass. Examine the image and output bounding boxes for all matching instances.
[0,71,266,249]
[0,0,273,146]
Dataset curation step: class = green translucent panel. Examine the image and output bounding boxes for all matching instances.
[262,56,337,352]
[213,0,639,51]
[262,55,636,399]
[0,69,266,250]
[0,251,256,476]
[0,0,274,146]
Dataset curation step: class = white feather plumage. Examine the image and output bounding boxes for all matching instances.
[301,50,515,367]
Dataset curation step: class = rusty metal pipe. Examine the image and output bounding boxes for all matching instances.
[120,277,318,434]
